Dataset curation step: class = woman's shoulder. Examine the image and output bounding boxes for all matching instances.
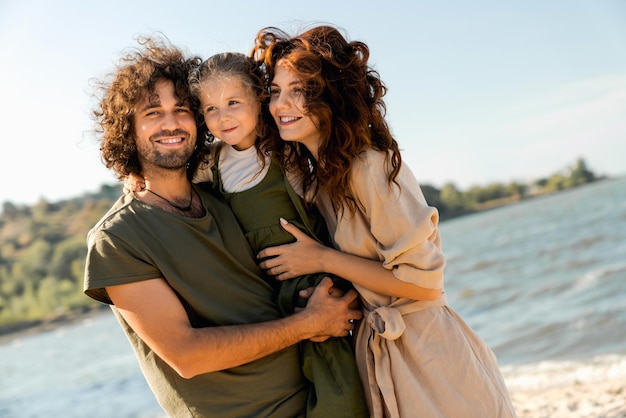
[352,149,387,171]
[351,149,393,181]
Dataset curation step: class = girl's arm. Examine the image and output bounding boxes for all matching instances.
[257,219,441,301]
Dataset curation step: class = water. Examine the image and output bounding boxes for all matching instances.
[440,176,626,366]
[1,177,625,417]
[0,314,162,418]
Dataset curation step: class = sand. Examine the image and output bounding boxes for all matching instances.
[503,355,626,418]
[509,378,625,418]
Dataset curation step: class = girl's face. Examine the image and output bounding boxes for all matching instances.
[269,61,321,159]
[199,76,260,151]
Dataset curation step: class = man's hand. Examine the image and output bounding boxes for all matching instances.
[298,277,361,340]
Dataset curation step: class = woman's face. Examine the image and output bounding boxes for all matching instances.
[269,60,321,159]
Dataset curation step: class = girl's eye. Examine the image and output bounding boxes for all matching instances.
[228,100,239,106]
[269,88,279,95]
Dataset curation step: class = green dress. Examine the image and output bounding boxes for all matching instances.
[212,156,368,418]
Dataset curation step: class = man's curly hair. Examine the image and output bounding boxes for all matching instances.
[91,35,205,179]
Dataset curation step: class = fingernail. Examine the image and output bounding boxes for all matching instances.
[280,217,288,225]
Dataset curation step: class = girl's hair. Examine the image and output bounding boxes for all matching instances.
[91,35,205,180]
[188,52,270,169]
[252,25,402,215]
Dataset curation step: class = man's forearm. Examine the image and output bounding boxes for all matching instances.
[108,277,359,379]
[171,311,317,378]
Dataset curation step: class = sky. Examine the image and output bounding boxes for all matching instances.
[1,0,625,207]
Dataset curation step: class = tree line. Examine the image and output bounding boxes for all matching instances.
[0,158,602,335]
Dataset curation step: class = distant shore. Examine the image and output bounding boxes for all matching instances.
[0,305,109,345]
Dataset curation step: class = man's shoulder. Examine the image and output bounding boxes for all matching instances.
[87,194,136,239]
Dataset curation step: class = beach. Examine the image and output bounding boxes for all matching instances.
[509,376,625,417]
[502,353,626,418]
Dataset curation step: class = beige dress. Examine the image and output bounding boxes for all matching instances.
[316,150,517,418]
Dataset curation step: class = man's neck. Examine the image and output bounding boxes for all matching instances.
[144,174,191,198]
[139,175,204,218]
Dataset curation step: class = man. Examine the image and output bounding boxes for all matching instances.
[84,36,361,417]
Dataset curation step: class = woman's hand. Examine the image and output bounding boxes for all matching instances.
[123,173,146,194]
[257,218,329,280]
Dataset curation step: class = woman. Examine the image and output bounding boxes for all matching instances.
[253,25,517,418]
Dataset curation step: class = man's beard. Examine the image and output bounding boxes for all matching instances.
[137,130,195,170]
[143,148,191,169]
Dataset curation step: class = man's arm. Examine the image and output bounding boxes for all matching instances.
[106,276,360,379]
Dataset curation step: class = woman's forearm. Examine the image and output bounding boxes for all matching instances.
[319,246,441,301]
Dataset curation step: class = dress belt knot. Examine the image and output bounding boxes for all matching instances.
[367,306,406,340]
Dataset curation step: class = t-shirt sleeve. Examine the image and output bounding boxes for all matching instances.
[352,152,446,289]
[83,227,162,305]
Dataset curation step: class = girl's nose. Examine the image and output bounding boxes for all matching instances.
[218,108,231,120]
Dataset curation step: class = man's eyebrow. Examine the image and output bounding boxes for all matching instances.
[138,102,160,112]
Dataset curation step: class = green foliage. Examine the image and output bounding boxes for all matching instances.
[428,158,601,219]
[0,158,602,332]
[0,184,122,328]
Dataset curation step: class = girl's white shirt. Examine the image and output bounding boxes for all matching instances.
[192,142,304,197]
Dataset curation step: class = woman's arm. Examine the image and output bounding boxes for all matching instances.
[257,219,441,301]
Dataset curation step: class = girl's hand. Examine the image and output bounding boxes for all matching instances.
[123,173,146,194]
[257,218,329,280]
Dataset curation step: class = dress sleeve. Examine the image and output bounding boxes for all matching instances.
[352,151,446,289]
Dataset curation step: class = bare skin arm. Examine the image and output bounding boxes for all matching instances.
[257,219,442,301]
[106,276,361,379]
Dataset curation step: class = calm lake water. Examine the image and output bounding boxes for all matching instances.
[1,177,625,417]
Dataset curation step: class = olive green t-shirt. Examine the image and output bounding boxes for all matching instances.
[84,184,306,417]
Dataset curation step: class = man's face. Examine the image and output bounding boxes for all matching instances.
[133,79,197,173]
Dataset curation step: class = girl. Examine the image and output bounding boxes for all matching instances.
[254,25,517,418]
[187,52,368,418]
